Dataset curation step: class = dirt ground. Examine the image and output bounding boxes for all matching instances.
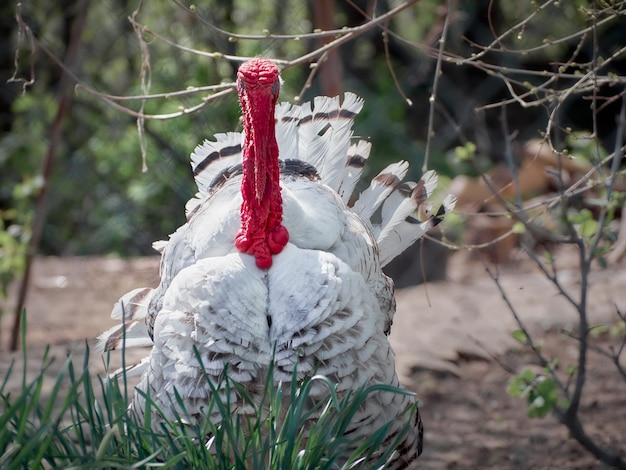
[1,248,625,469]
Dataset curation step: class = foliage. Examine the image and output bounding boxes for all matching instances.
[507,368,561,419]
[0,178,36,297]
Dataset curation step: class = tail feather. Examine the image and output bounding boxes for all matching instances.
[352,161,409,221]
[338,140,372,204]
[275,92,364,193]
[110,287,153,321]
[376,170,437,241]
[430,193,457,227]
[275,101,302,163]
[187,132,244,216]
[314,93,364,192]
[378,193,457,267]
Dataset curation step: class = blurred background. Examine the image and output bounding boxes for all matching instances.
[2,0,624,262]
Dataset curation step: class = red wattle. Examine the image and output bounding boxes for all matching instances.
[268,225,289,254]
[234,231,252,252]
[253,247,273,270]
[235,58,289,270]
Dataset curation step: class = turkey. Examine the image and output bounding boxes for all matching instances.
[98,58,455,468]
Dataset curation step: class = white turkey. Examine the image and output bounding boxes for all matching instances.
[98,58,455,468]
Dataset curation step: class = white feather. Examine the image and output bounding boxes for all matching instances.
[275,101,301,160]
[421,169,438,198]
[375,170,439,242]
[378,218,434,267]
[352,161,409,221]
[376,182,419,241]
[338,140,372,204]
[110,287,153,321]
[186,132,243,216]
[95,320,152,352]
[190,132,243,195]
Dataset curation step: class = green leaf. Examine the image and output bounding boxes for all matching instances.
[506,376,527,398]
[526,376,558,418]
[512,221,526,234]
[511,329,528,344]
[454,142,477,162]
[520,368,535,382]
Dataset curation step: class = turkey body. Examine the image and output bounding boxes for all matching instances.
[98,61,455,467]
[135,157,419,465]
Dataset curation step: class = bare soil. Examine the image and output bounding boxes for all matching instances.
[1,249,625,469]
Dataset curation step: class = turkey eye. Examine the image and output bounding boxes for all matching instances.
[272,80,279,97]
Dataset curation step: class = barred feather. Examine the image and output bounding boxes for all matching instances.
[378,192,457,267]
[375,170,437,247]
[352,161,410,220]
[338,140,372,204]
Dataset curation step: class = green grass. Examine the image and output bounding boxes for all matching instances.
[0,311,417,469]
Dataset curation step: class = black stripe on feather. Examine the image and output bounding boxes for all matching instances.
[347,154,367,169]
[206,159,320,194]
[374,172,401,188]
[431,203,448,226]
[192,144,242,176]
[295,108,358,125]
[395,182,414,197]
[411,179,429,207]
[280,159,320,180]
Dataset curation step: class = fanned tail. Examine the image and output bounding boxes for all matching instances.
[183,91,455,269]
[274,91,455,263]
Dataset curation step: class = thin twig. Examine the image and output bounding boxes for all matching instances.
[483,263,570,398]
[131,0,151,172]
[587,96,626,264]
[561,328,626,381]
[382,27,412,106]
[9,4,36,92]
[423,0,452,173]
[172,0,370,41]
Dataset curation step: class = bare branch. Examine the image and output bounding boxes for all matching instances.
[9,4,36,92]
[423,0,453,172]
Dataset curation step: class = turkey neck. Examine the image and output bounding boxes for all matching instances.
[234,59,289,269]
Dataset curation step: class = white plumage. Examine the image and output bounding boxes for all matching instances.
[98,59,455,468]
